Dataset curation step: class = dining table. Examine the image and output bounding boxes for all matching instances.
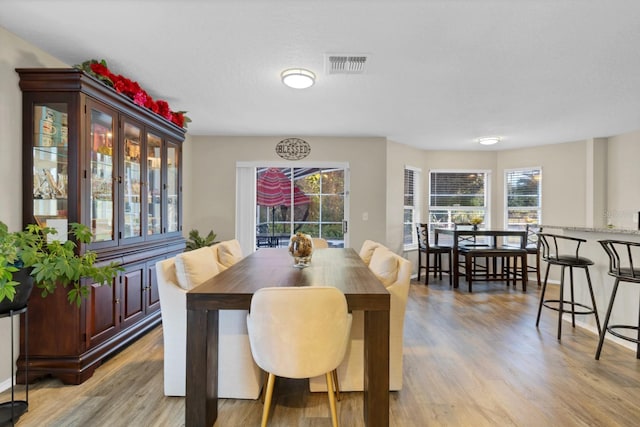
[434,227,528,288]
[185,247,391,427]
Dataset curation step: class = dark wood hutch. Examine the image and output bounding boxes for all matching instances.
[16,68,186,384]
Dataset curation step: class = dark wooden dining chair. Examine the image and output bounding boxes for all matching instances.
[416,223,452,286]
[501,224,543,287]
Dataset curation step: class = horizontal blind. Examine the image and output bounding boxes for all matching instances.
[430,172,486,207]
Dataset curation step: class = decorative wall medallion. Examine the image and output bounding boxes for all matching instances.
[275,138,311,160]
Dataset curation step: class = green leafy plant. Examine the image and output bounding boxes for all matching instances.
[185,229,218,251]
[0,221,122,306]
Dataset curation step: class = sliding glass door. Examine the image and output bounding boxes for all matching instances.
[256,166,347,248]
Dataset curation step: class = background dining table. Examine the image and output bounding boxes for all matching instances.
[434,227,527,288]
[185,247,391,427]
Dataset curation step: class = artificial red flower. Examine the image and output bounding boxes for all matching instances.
[133,91,147,107]
[77,59,190,128]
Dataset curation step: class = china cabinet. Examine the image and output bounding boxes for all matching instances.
[16,68,186,384]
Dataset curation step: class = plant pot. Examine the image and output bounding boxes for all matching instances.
[0,268,34,314]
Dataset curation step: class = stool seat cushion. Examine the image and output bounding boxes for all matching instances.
[546,255,593,267]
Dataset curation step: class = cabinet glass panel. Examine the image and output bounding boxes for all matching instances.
[32,103,69,227]
[147,133,162,235]
[90,108,115,242]
[167,143,179,233]
[123,122,142,239]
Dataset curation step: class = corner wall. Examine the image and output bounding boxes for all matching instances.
[0,26,68,392]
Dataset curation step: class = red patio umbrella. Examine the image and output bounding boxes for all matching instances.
[256,168,310,237]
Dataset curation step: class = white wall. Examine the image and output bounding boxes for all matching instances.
[0,26,68,391]
[497,140,588,228]
[183,135,388,253]
[607,130,640,229]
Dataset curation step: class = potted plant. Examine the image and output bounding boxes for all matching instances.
[184,229,218,251]
[0,221,122,312]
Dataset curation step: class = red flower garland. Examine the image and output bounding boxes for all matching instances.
[76,59,189,128]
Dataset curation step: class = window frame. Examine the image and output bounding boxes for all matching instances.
[427,169,491,232]
[403,166,421,250]
[504,167,542,230]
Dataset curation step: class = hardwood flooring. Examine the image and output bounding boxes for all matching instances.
[2,279,639,426]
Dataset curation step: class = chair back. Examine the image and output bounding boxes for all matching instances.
[247,287,352,379]
[359,240,383,265]
[416,223,430,250]
[599,240,640,282]
[312,237,330,249]
[538,233,590,265]
[525,224,543,248]
[455,223,491,247]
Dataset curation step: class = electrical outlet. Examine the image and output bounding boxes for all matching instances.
[362,212,368,221]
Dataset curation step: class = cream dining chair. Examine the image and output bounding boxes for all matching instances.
[247,287,352,427]
[312,237,330,248]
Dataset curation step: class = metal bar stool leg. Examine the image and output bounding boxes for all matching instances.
[584,267,601,335]
[569,267,576,328]
[536,263,552,326]
[595,279,620,360]
[557,266,565,340]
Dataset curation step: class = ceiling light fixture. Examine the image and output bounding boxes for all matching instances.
[477,136,501,146]
[281,68,316,89]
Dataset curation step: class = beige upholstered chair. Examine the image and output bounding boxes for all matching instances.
[310,246,411,392]
[312,237,330,248]
[358,239,384,266]
[210,238,244,270]
[247,287,352,427]
[156,243,262,398]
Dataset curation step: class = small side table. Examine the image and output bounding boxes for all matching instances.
[0,306,28,426]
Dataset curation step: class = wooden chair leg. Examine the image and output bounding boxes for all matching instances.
[261,372,276,427]
[332,369,341,401]
[260,370,268,403]
[326,371,339,427]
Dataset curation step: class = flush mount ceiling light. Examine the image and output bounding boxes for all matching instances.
[281,68,316,89]
[477,136,501,146]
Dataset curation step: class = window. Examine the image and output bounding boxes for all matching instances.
[403,167,421,249]
[505,168,541,228]
[428,170,490,230]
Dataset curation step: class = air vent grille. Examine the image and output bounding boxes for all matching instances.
[326,55,368,74]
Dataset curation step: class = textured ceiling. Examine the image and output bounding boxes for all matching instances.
[2,0,640,150]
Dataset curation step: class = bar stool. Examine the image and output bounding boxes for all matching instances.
[536,233,601,340]
[595,240,640,360]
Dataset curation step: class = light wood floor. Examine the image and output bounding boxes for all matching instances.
[2,279,640,427]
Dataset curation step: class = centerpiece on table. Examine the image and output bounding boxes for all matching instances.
[288,232,314,268]
[469,215,484,231]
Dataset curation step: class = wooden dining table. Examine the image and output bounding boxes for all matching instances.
[185,247,391,427]
[434,228,527,288]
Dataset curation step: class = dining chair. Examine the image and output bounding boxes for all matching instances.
[416,223,452,285]
[312,237,330,248]
[358,239,384,266]
[247,287,352,427]
[501,224,543,287]
[455,223,493,282]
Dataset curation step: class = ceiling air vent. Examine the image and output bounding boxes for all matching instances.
[326,54,369,74]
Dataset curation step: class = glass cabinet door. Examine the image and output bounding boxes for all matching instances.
[167,142,180,233]
[33,103,69,230]
[122,122,142,240]
[89,106,116,243]
[147,133,163,236]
